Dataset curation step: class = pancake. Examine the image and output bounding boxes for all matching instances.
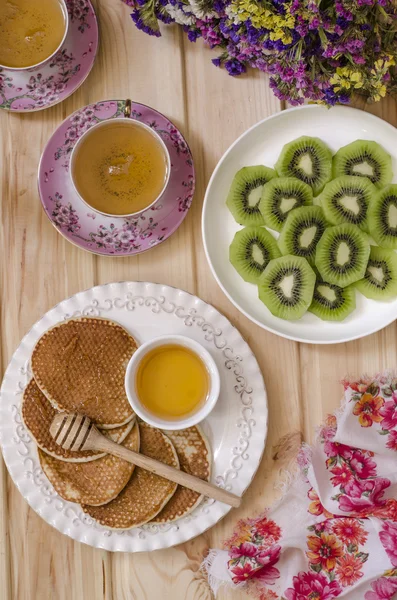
[31,317,137,428]
[39,423,140,506]
[22,379,134,462]
[82,422,179,529]
[151,425,211,524]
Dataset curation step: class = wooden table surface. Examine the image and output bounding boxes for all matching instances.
[0,1,396,599]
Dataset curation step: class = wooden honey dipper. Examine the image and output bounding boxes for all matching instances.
[50,413,241,508]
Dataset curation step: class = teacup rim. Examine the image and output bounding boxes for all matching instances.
[69,116,171,219]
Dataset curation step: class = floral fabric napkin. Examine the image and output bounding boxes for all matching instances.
[203,374,397,600]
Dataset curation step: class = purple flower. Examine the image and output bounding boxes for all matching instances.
[130,10,160,36]
[224,59,246,76]
[122,0,397,107]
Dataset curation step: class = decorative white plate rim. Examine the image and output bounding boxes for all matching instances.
[0,281,268,552]
[202,104,397,345]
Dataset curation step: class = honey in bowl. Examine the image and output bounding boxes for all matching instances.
[71,120,169,216]
[0,0,67,69]
[135,344,210,421]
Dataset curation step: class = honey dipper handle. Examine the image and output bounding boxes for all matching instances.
[95,435,241,508]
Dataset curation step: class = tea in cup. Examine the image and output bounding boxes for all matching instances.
[70,117,170,217]
[0,0,68,70]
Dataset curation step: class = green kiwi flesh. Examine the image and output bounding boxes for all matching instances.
[229,226,281,284]
[315,223,370,288]
[226,166,276,226]
[278,206,327,265]
[355,246,397,300]
[258,255,315,320]
[275,136,332,196]
[332,140,392,190]
[318,175,376,231]
[309,273,356,321]
[368,184,397,249]
[259,177,313,232]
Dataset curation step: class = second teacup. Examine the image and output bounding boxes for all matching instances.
[70,112,171,219]
[0,0,69,71]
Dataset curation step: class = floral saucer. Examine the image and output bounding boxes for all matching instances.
[38,100,195,255]
[0,0,98,112]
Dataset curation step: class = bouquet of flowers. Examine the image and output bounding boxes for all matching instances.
[122,0,397,107]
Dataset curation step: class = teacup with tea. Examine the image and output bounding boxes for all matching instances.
[70,116,170,218]
[0,0,69,70]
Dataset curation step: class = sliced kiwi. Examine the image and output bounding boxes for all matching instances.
[332,140,392,189]
[278,206,327,265]
[275,136,332,196]
[318,175,376,231]
[258,255,315,320]
[259,177,313,232]
[355,246,397,300]
[229,226,280,283]
[315,223,370,288]
[309,272,356,321]
[226,166,276,226]
[368,184,397,249]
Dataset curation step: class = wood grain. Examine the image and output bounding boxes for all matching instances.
[0,1,396,598]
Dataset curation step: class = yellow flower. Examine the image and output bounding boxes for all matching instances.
[330,67,365,92]
[229,0,295,32]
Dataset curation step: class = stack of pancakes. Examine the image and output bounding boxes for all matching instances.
[22,317,212,528]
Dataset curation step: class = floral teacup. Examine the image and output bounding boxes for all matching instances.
[0,0,69,72]
[69,99,171,219]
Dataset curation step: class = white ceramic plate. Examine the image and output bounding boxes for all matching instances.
[202,105,397,344]
[0,282,267,552]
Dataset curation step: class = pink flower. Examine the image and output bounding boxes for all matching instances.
[324,440,353,460]
[285,571,342,600]
[365,577,397,600]
[339,478,391,514]
[330,463,353,488]
[349,451,377,478]
[379,522,397,567]
[256,545,281,568]
[386,430,397,451]
[344,478,373,498]
[229,545,281,586]
[229,542,258,559]
[230,562,256,583]
[379,392,397,431]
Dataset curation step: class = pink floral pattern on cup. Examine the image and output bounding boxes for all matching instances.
[38,100,195,256]
[0,0,98,112]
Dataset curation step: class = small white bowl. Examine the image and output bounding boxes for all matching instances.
[125,335,220,431]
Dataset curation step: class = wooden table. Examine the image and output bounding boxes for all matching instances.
[0,1,396,598]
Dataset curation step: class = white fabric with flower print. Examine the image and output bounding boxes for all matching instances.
[204,374,397,600]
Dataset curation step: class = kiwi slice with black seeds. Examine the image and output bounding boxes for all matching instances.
[258,255,315,320]
[259,177,313,232]
[332,140,392,190]
[355,246,397,300]
[229,226,280,284]
[319,175,376,231]
[278,206,327,265]
[226,166,276,226]
[368,184,397,249]
[315,223,370,288]
[275,136,332,196]
[309,272,356,321]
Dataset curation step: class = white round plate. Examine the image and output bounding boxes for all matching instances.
[202,105,397,344]
[0,282,267,552]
